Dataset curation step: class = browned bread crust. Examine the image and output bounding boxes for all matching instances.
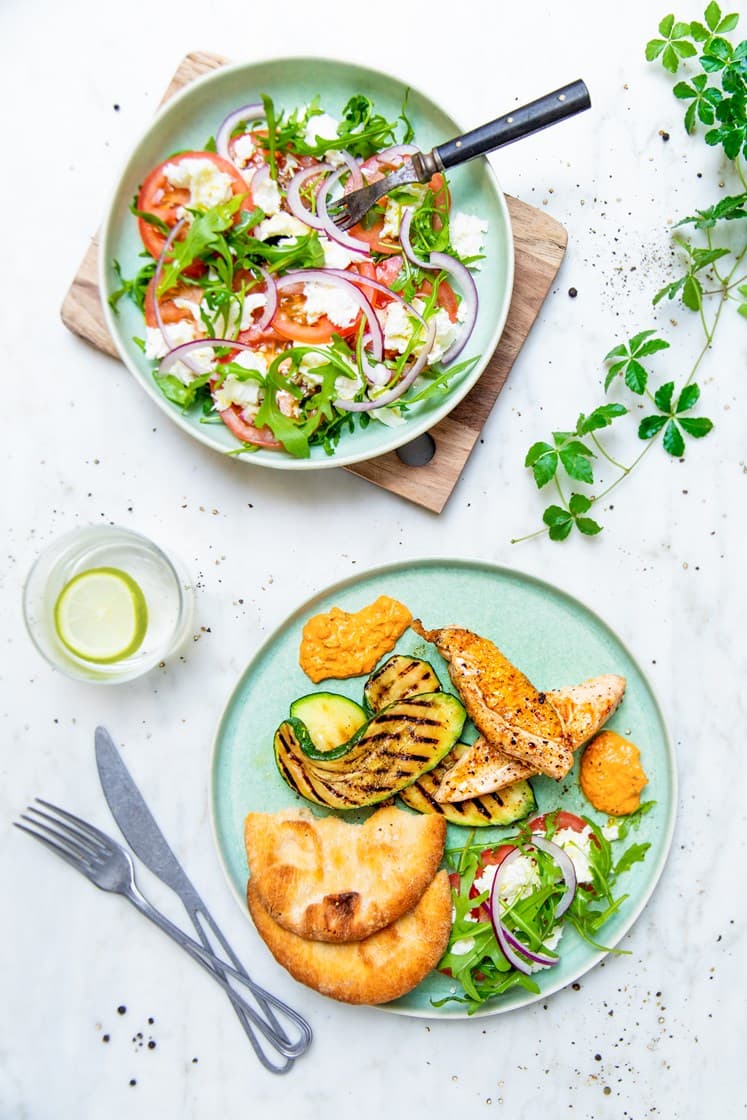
[247,870,452,1005]
[244,805,446,942]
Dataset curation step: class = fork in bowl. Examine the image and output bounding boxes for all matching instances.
[330,79,591,231]
[15,799,312,1074]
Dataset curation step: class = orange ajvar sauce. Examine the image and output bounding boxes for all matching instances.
[580,729,648,816]
[299,596,412,683]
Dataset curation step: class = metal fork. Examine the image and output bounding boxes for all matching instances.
[330,79,591,231]
[15,800,312,1074]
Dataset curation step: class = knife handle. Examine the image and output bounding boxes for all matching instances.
[433,80,591,171]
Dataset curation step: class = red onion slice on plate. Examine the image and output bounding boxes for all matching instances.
[286,163,335,230]
[398,207,478,366]
[215,102,265,162]
[316,166,371,255]
[529,835,578,919]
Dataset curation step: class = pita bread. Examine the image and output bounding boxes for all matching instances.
[244,805,446,942]
[247,870,452,1005]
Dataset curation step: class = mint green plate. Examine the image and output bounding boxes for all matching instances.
[99,57,514,470]
[210,559,676,1017]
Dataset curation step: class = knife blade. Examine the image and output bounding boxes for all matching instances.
[94,726,311,1069]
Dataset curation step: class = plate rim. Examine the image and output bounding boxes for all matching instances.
[98,54,515,471]
[208,556,678,1019]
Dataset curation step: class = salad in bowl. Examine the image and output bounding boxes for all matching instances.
[101,59,514,468]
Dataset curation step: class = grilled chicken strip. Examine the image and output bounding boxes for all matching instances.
[435,674,627,803]
[411,621,572,780]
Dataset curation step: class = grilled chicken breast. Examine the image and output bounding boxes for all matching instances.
[412,621,572,780]
[435,673,627,803]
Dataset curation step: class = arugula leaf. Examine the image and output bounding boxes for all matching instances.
[157,195,246,295]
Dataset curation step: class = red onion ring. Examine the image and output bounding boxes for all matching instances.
[285,162,334,230]
[152,218,208,376]
[215,102,265,162]
[158,337,268,379]
[273,269,384,359]
[320,267,437,410]
[398,206,478,366]
[316,166,371,255]
[500,924,559,967]
[361,144,418,178]
[241,265,277,335]
[336,149,364,191]
[530,834,578,919]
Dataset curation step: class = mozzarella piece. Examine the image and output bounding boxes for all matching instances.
[318,234,363,270]
[473,853,541,910]
[302,280,359,328]
[252,174,282,217]
[254,212,309,241]
[212,375,261,412]
[450,211,488,264]
[552,826,596,884]
[162,157,235,213]
[144,318,198,361]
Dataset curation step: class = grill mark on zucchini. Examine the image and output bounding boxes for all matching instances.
[273,692,465,809]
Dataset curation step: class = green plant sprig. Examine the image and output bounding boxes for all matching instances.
[514,2,746,544]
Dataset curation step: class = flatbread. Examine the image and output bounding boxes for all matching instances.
[244,805,447,942]
[247,870,452,1005]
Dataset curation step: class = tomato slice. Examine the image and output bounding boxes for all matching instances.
[418,276,459,323]
[136,151,254,261]
[272,261,377,344]
[144,278,201,330]
[217,404,284,450]
[529,811,588,834]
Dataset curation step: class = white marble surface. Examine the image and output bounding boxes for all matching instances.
[2,0,745,1115]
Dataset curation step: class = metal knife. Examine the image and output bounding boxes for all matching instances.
[94,726,312,1072]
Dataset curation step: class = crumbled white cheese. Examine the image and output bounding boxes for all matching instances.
[239,292,267,330]
[425,306,458,365]
[252,174,282,217]
[212,374,261,412]
[254,212,309,241]
[474,852,541,910]
[304,112,340,146]
[163,157,235,213]
[369,404,406,426]
[450,211,488,264]
[230,133,256,169]
[144,318,198,361]
[553,826,596,884]
[302,280,359,328]
[381,297,456,365]
[450,936,476,956]
[171,298,203,325]
[601,822,620,842]
[382,197,403,239]
[318,234,362,270]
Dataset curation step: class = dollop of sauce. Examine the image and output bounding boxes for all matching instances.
[299,595,412,683]
[580,729,648,815]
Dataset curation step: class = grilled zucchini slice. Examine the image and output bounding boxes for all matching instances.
[398,742,536,827]
[274,692,466,810]
[363,654,442,713]
[288,692,367,759]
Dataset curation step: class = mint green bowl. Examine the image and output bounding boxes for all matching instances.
[99,57,514,470]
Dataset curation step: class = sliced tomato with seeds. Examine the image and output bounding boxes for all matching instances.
[143,278,202,330]
[136,151,254,261]
[529,811,600,849]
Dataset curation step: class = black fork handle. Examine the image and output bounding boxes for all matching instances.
[433,80,591,171]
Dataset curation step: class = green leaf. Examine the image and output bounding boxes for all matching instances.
[625,359,649,394]
[525,441,558,488]
[659,14,675,36]
[704,2,721,32]
[663,43,680,72]
[576,403,628,433]
[645,38,666,60]
[676,382,700,411]
[636,337,670,357]
[543,505,573,541]
[682,274,703,310]
[568,492,593,515]
[678,415,714,436]
[638,414,668,439]
[576,517,603,536]
[654,381,675,411]
[559,441,595,484]
[663,418,686,456]
[615,842,652,875]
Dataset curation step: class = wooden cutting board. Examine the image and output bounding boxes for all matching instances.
[61,51,567,513]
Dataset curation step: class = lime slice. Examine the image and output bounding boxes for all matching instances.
[53,567,148,664]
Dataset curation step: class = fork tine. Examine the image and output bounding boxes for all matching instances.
[22,807,100,861]
[34,798,113,850]
[14,820,91,873]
